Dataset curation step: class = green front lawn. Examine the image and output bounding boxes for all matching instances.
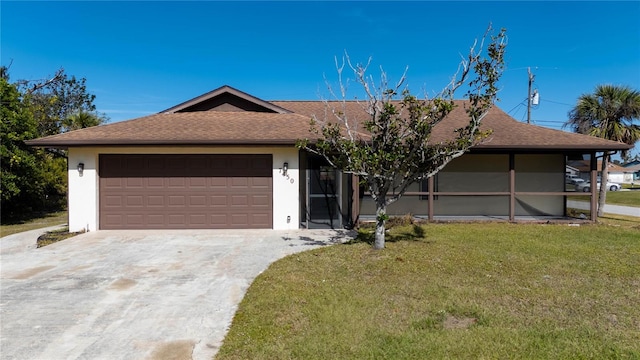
[218,221,640,359]
[570,189,640,207]
[0,211,68,237]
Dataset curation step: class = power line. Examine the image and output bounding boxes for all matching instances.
[507,100,527,115]
[543,99,573,106]
[532,120,566,124]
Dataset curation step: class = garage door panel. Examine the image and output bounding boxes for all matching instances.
[103,214,123,226]
[231,195,248,206]
[230,178,249,188]
[148,196,164,206]
[147,178,164,188]
[231,214,249,225]
[189,195,207,206]
[252,194,270,206]
[104,195,123,207]
[210,178,228,188]
[210,214,228,226]
[148,214,165,225]
[126,214,144,226]
[252,177,271,188]
[100,154,272,229]
[147,157,165,172]
[168,178,186,188]
[125,178,144,188]
[103,178,123,188]
[126,196,144,207]
[189,178,207,188]
[189,214,207,225]
[167,214,186,225]
[210,195,228,206]
[251,214,271,226]
[168,196,186,206]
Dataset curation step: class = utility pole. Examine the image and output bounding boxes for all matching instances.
[527,67,534,124]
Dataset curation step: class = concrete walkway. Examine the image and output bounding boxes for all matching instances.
[0,224,67,255]
[0,228,352,360]
[567,200,640,217]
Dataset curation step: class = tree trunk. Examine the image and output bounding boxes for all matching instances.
[597,154,610,217]
[374,200,387,250]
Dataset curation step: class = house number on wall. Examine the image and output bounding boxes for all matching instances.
[284,174,294,184]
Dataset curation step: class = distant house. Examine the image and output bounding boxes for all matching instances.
[26,85,631,231]
[565,165,580,178]
[623,161,640,181]
[568,160,633,183]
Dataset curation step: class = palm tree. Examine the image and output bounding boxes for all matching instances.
[565,85,640,217]
[63,110,105,132]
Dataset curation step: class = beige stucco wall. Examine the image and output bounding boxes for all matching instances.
[514,154,565,215]
[515,154,564,192]
[434,154,510,215]
[67,146,299,232]
[438,154,510,192]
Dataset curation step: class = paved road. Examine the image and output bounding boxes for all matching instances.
[0,229,352,360]
[567,200,640,217]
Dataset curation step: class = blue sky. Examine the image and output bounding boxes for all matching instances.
[2,1,640,152]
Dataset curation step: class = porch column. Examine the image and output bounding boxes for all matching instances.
[509,153,515,221]
[351,174,360,227]
[428,176,434,221]
[590,152,598,221]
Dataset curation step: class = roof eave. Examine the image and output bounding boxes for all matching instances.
[472,143,632,151]
[25,139,301,148]
[27,139,632,152]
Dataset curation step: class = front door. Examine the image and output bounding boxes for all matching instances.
[307,156,341,229]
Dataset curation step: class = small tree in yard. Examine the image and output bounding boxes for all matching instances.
[297,26,506,249]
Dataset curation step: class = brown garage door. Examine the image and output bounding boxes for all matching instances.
[99,154,272,229]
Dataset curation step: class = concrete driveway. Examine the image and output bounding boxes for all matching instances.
[0,228,351,360]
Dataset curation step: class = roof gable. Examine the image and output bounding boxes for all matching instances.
[161,85,292,114]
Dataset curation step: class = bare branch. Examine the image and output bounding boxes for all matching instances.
[21,68,65,95]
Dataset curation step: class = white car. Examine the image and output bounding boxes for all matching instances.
[565,175,585,185]
[570,178,585,185]
[576,180,621,192]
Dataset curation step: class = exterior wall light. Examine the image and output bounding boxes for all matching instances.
[282,162,288,176]
[78,162,84,176]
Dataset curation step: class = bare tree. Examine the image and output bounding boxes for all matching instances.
[298,25,506,249]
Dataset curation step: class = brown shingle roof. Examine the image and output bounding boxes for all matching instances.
[272,100,632,151]
[26,89,632,152]
[26,112,313,147]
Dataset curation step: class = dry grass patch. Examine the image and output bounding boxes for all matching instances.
[217,222,640,360]
[36,227,84,247]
